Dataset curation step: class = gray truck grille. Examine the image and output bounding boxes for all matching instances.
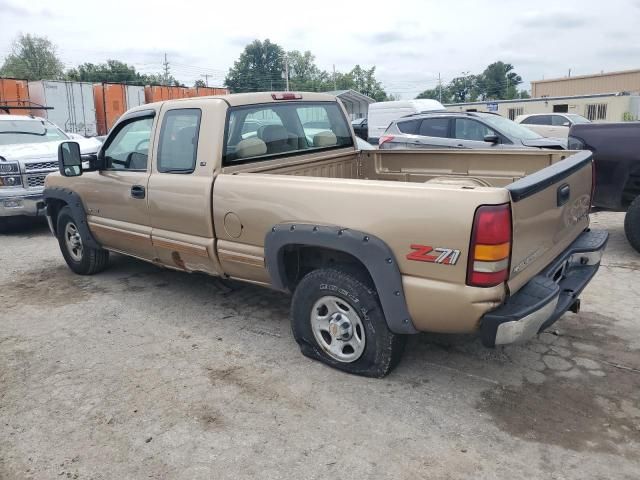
[24,161,59,171]
[26,174,48,188]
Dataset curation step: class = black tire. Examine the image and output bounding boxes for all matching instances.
[624,196,640,253]
[290,268,406,378]
[56,206,109,275]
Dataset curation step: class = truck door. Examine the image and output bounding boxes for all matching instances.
[82,111,155,259]
[147,106,221,275]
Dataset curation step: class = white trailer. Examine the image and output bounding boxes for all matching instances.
[28,80,98,137]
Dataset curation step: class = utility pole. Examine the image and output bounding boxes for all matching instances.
[568,68,572,78]
[284,53,290,92]
[162,53,170,86]
[200,74,211,87]
[438,72,442,103]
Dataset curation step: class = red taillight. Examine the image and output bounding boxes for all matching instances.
[271,93,302,100]
[379,135,394,146]
[467,204,512,287]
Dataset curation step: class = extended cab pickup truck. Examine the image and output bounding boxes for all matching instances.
[44,92,607,377]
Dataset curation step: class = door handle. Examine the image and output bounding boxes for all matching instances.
[131,185,146,199]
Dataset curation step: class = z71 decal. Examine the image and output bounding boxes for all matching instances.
[406,244,461,265]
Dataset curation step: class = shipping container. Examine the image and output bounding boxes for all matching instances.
[125,85,145,109]
[144,85,189,103]
[93,83,128,136]
[0,78,30,114]
[28,80,98,136]
[185,86,230,97]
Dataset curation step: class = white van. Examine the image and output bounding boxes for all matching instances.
[367,99,445,143]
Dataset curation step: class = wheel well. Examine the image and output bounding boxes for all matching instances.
[281,245,374,291]
[45,199,67,235]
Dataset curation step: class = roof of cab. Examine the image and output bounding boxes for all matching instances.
[141,91,338,110]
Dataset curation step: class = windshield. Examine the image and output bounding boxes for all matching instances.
[566,114,591,124]
[0,119,68,146]
[479,114,542,140]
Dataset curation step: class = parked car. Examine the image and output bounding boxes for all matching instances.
[367,99,444,144]
[45,92,605,378]
[379,111,568,150]
[0,115,101,232]
[516,113,590,138]
[568,121,640,252]
[351,117,368,140]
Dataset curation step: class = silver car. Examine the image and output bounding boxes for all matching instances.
[379,111,567,150]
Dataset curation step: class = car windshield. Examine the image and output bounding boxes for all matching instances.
[0,119,68,145]
[566,114,591,124]
[479,114,542,140]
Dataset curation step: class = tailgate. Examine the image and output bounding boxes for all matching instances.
[507,151,593,292]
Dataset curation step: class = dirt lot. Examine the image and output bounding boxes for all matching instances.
[1,212,639,480]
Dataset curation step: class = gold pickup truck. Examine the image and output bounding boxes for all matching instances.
[44,92,608,377]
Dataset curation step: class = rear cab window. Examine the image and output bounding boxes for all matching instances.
[223,102,353,165]
[157,109,202,173]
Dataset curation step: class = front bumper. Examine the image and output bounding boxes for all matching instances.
[0,192,46,218]
[480,229,609,347]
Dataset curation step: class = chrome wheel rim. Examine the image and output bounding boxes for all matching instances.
[310,295,366,363]
[64,222,83,261]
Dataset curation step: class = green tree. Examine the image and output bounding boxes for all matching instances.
[448,74,479,103]
[194,79,206,88]
[0,34,64,80]
[225,39,285,92]
[287,50,328,91]
[478,61,522,100]
[349,65,388,101]
[66,60,182,86]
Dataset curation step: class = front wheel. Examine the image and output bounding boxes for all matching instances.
[56,206,109,275]
[290,268,405,378]
[624,196,640,253]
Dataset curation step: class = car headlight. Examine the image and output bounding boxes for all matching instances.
[0,162,21,187]
[0,175,22,187]
[0,161,20,174]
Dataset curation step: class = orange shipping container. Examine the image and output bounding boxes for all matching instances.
[0,78,30,115]
[144,85,189,103]
[93,83,127,136]
[185,86,230,97]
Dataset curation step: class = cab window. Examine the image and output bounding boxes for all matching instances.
[157,109,201,173]
[104,117,153,171]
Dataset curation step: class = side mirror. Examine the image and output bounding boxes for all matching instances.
[58,141,82,177]
[562,122,571,127]
[484,134,500,144]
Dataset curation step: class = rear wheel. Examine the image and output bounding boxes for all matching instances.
[290,268,405,378]
[56,206,109,275]
[624,196,640,253]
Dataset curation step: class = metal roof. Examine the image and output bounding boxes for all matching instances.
[325,90,376,104]
[445,92,636,107]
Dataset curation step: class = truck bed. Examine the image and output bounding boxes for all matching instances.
[223,148,572,188]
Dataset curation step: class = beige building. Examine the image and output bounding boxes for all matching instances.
[531,69,640,97]
[446,93,640,122]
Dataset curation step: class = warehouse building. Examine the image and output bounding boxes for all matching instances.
[531,68,640,97]
[446,92,640,122]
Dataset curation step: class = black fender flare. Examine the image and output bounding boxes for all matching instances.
[43,187,101,249]
[264,223,417,334]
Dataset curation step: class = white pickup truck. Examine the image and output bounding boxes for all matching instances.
[0,115,100,231]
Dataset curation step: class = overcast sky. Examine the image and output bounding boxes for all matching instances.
[1,0,639,99]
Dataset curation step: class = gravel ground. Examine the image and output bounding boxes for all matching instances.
[1,212,639,480]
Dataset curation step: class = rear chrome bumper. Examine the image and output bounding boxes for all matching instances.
[0,192,46,218]
[480,229,609,347]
